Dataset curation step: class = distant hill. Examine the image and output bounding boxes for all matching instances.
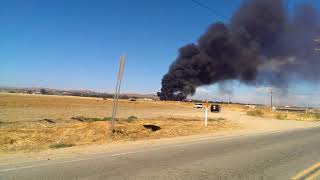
[0,87,159,100]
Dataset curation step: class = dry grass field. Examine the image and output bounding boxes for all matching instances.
[0,93,238,153]
[2,93,317,154]
[245,108,320,121]
[0,93,214,122]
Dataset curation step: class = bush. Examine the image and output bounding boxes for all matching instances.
[276,113,287,120]
[49,143,74,149]
[313,113,320,119]
[126,115,138,122]
[247,110,264,117]
[71,116,112,122]
[208,117,226,122]
[40,88,47,94]
[299,113,320,120]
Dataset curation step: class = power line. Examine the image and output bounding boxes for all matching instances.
[190,0,230,22]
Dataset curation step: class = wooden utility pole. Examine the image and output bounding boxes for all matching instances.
[111,54,126,133]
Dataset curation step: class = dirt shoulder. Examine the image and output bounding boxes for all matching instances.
[0,121,318,166]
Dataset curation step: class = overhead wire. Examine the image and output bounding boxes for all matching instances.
[190,0,230,22]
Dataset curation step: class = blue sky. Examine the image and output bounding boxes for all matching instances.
[1,0,319,106]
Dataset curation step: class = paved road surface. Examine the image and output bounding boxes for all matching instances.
[1,128,320,180]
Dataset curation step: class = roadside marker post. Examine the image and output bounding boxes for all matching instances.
[204,101,208,127]
[111,54,126,133]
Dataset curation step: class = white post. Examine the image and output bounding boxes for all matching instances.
[204,100,208,127]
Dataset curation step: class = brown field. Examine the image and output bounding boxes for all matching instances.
[0,93,217,122]
[1,93,318,154]
[0,93,238,153]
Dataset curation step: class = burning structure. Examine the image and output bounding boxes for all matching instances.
[158,0,320,101]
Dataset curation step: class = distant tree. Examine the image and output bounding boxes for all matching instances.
[120,95,130,99]
[40,89,46,94]
[26,90,32,94]
[71,91,81,96]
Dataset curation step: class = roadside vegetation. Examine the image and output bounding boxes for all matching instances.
[246,110,264,117]
[245,107,320,121]
[0,117,236,153]
[275,113,287,120]
[49,142,75,149]
[71,116,112,122]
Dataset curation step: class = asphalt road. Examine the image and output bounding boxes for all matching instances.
[1,128,320,180]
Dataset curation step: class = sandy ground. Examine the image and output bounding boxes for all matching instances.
[0,93,319,164]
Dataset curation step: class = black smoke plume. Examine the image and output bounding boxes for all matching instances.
[158,0,320,101]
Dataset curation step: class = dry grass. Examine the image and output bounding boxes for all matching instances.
[0,117,237,153]
[244,107,320,121]
[0,93,199,123]
[0,93,239,153]
[246,110,264,117]
[221,104,249,112]
[215,102,320,122]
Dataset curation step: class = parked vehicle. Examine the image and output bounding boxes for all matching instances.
[210,104,221,112]
[193,103,203,109]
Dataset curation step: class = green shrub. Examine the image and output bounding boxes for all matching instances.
[208,117,226,122]
[126,115,138,122]
[247,110,264,117]
[71,116,112,122]
[276,113,287,120]
[100,117,112,121]
[49,143,74,149]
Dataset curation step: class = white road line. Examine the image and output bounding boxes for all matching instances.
[0,128,311,173]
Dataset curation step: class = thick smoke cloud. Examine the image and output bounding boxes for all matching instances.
[158,0,320,101]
